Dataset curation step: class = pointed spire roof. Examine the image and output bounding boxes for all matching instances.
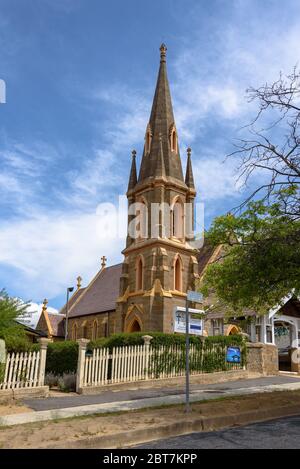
[154,133,166,177]
[185,147,195,189]
[138,44,184,184]
[127,150,137,192]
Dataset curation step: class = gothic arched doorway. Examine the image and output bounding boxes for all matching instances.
[227,325,240,336]
[129,319,141,333]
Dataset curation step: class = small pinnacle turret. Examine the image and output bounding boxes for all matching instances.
[127,149,137,192]
[185,147,195,189]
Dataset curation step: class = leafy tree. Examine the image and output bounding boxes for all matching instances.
[201,192,300,314]
[201,68,300,313]
[0,289,28,343]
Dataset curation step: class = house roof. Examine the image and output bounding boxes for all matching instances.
[279,298,300,318]
[47,313,65,337]
[68,263,123,319]
[19,322,47,337]
[197,240,222,277]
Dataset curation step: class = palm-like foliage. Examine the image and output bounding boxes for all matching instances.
[0,289,28,342]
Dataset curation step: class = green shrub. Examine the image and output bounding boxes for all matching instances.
[89,331,244,350]
[5,336,39,353]
[45,372,59,388]
[46,341,78,375]
[57,372,76,392]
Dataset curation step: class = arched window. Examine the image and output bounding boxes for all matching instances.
[72,323,78,341]
[136,256,144,291]
[145,125,152,153]
[174,256,183,291]
[171,198,184,239]
[82,321,88,339]
[92,320,98,340]
[103,320,108,338]
[170,126,177,152]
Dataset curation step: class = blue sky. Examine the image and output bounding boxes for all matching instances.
[1,0,300,310]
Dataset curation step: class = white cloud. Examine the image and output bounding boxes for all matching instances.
[0,208,125,301]
[2,1,300,305]
[18,302,59,329]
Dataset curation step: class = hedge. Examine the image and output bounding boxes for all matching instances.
[45,341,78,375]
[43,332,245,376]
[89,331,245,350]
[4,336,40,353]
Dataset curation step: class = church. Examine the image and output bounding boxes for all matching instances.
[62,43,211,340]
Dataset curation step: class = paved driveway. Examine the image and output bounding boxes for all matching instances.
[136,415,300,449]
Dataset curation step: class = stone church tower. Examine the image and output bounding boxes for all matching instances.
[116,44,199,334]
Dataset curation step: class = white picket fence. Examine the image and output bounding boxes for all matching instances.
[82,345,150,387]
[0,339,51,392]
[0,351,41,390]
[78,341,242,390]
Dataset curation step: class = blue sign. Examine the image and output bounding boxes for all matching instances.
[187,290,203,303]
[226,346,241,363]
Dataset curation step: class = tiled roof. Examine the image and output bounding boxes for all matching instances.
[68,264,122,319]
[197,240,220,277]
[59,288,86,315]
[48,313,65,337]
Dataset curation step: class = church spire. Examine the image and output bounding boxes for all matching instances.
[138,44,184,183]
[185,147,195,189]
[154,133,166,177]
[127,149,137,192]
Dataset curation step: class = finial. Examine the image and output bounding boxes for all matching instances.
[160,43,167,62]
[76,276,82,289]
[42,299,48,312]
[101,255,107,269]
[131,149,136,159]
[187,147,192,157]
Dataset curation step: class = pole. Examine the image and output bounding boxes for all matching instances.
[185,295,190,412]
[65,288,70,341]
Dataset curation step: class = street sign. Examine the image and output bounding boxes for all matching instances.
[174,309,204,336]
[187,290,203,303]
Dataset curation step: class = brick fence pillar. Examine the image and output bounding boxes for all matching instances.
[291,348,300,374]
[247,342,278,376]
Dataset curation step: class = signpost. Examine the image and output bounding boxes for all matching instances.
[185,290,203,413]
[174,309,203,335]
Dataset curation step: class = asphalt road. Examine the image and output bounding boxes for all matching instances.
[23,375,300,410]
[136,415,300,449]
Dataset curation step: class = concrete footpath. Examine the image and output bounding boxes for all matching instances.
[1,375,300,427]
[23,375,300,411]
